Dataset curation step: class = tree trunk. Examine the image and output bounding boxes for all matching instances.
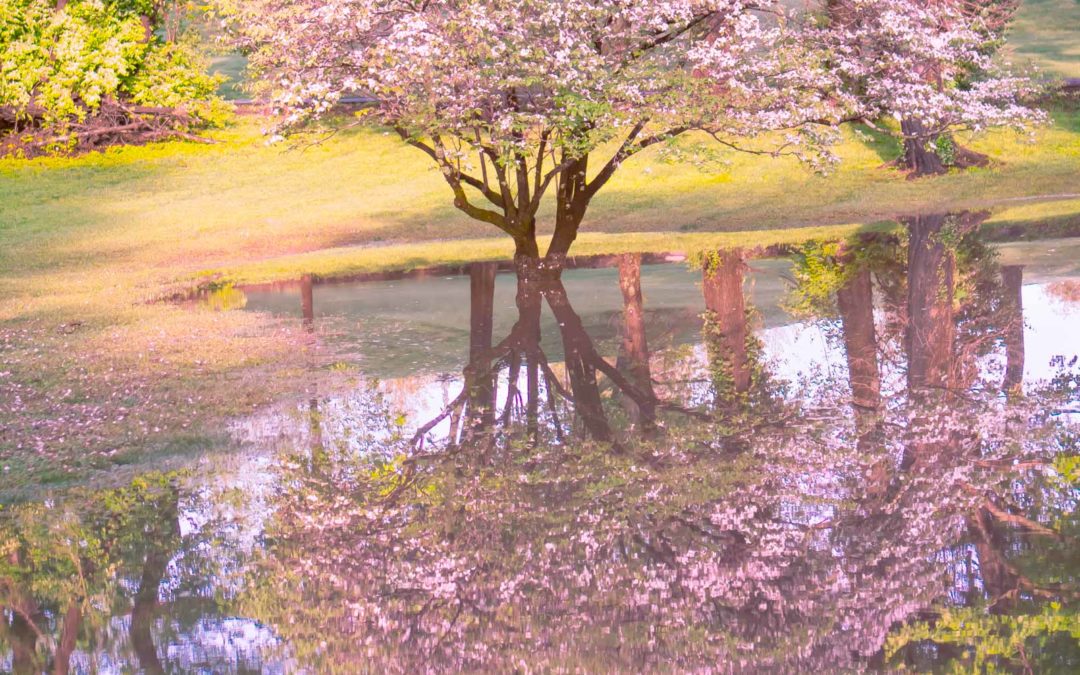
[130,485,181,675]
[300,274,315,330]
[905,214,956,390]
[515,235,540,260]
[836,266,881,410]
[616,254,656,430]
[702,250,751,401]
[140,15,154,43]
[544,276,613,442]
[514,259,545,437]
[901,118,947,177]
[465,262,499,433]
[1001,265,1025,393]
[52,599,82,675]
[546,156,589,262]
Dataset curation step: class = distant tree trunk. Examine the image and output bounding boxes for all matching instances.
[298,274,327,463]
[130,485,181,675]
[300,274,315,330]
[1001,265,1025,393]
[702,250,751,401]
[140,15,154,43]
[905,214,956,389]
[616,254,656,430]
[836,266,881,410]
[52,599,82,675]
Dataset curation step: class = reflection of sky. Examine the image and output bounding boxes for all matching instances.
[758,320,846,399]
[236,279,1080,450]
[972,283,1080,394]
[1019,284,1080,382]
[764,283,1080,398]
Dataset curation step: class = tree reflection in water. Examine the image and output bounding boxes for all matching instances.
[246,214,1079,671]
[3,215,1078,672]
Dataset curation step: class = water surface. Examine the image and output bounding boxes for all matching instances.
[3,215,1079,672]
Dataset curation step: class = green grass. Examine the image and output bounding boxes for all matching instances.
[1011,0,1080,79]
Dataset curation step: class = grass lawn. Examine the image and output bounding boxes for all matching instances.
[1011,0,1080,79]
[2,63,1079,494]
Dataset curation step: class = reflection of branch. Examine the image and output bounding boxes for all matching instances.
[537,356,573,401]
[500,350,522,426]
[971,509,1078,605]
[411,389,469,448]
[963,483,1063,540]
[0,582,48,644]
[424,599,464,663]
[590,354,709,421]
[974,458,1051,470]
[378,460,420,507]
[542,371,565,443]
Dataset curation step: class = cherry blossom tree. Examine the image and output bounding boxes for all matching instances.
[820,0,1044,176]
[225,0,850,260]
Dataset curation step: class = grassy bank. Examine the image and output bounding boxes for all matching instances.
[2,103,1079,494]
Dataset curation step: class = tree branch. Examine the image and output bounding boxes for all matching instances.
[395,127,505,209]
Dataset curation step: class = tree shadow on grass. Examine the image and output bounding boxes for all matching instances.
[850,122,903,165]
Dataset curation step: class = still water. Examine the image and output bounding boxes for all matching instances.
[3,214,1079,672]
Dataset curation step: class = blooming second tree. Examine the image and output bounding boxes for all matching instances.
[820,0,1044,175]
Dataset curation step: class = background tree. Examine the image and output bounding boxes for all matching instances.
[820,0,1044,176]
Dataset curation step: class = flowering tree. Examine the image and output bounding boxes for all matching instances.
[227,0,850,260]
[820,0,1044,176]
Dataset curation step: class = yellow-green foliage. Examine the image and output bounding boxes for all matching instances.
[886,604,1080,672]
[0,0,228,145]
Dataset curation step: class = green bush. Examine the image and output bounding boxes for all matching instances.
[0,0,227,144]
[127,37,232,126]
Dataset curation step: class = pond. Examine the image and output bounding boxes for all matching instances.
[3,213,1079,672]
